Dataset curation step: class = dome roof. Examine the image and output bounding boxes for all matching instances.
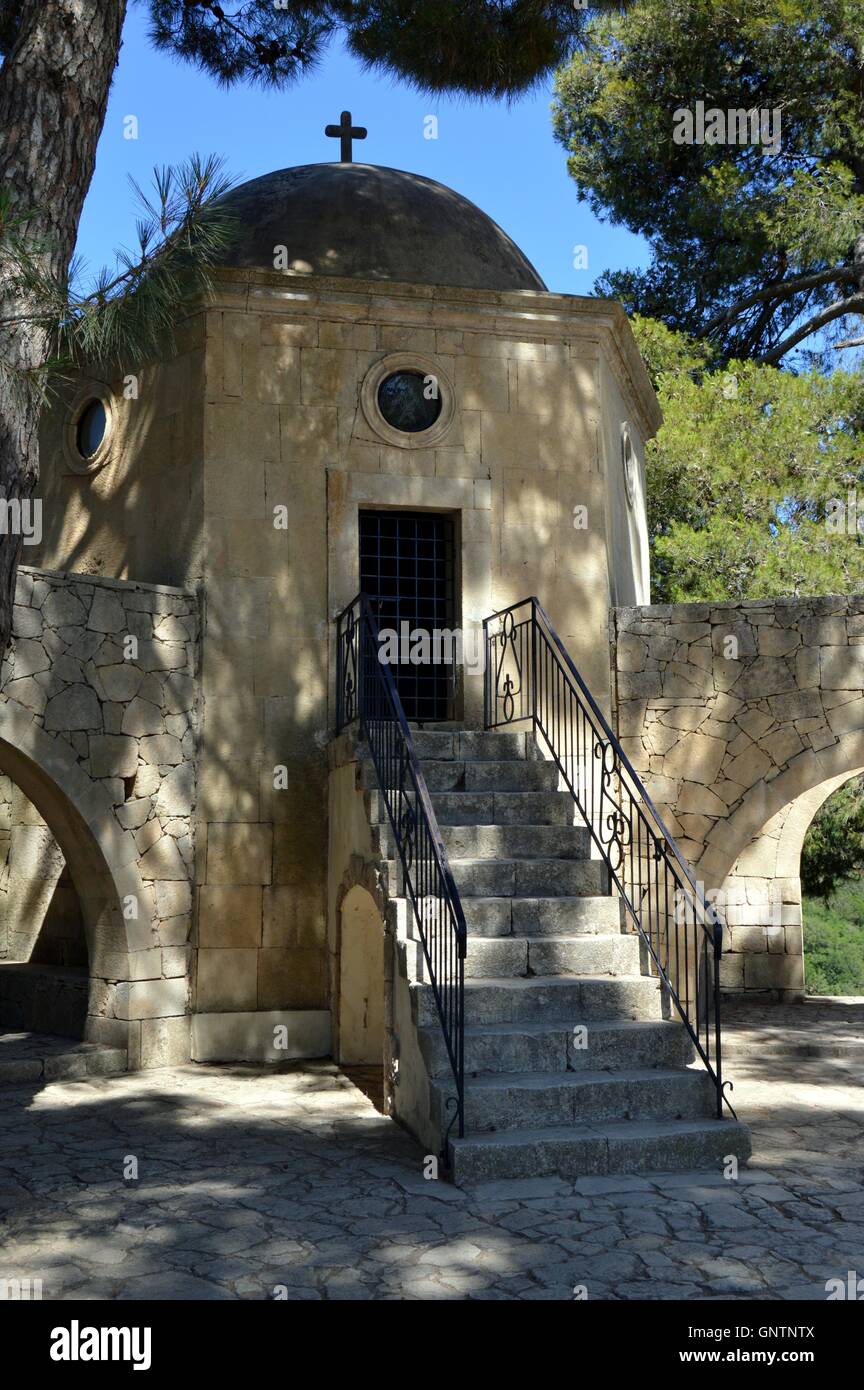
[214,163,546,292]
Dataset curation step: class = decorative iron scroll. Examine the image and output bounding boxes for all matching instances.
[593,740,633,874]
[497,610,522,723]
[483,596,732,1122]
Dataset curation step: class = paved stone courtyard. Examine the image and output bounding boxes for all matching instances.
[0,1009,862,1300]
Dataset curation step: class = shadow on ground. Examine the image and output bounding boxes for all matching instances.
[0,1052,862,1301]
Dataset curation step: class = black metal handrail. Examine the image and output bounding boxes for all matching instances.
[483,596,733,1120]
[336,593,466,1146]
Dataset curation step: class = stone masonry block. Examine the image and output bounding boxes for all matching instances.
[206,823,273,885]
[199,884,263,947]
[196,948,258,1011]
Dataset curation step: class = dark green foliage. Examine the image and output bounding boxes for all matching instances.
[336,1,597,99]
[801,777,864,904]
[0,155,236,394]
[803,880,864,995]
[147,1,621,99]
[630,317,864,602]
[148,1,334,88]
[552,0,864,364]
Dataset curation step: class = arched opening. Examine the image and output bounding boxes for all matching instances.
[337,885,385,1106]
[0,769,88,1037]
[799,772,864,999]
[715,762,864,1002]
[0,701,144,1062]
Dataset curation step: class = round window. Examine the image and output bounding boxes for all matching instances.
[76,398,107,460]
[377,371,442,434]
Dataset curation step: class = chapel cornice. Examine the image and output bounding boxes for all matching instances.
[202,267,664,441]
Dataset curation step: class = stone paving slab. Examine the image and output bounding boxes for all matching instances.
[724,996,864,1057]
[0,1050,861,1300]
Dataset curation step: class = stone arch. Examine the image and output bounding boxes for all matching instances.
[0,698,147,983]
[700,734,864,999]
[699,731,864,889]
[332,854,395,1111]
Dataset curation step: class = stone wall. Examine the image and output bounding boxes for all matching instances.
[613,595,864,998]
[0,566,200,1064]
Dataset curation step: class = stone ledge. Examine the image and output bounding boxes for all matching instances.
[18,565,197,601]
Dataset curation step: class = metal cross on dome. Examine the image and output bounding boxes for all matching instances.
[325,110,367,162]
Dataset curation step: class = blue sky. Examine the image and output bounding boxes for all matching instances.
[74,3,650,295]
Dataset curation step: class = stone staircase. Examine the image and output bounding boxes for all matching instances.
[364,727,751,1184]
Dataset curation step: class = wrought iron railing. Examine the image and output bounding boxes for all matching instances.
[336,593,466,1145]
[483,597,733,1119]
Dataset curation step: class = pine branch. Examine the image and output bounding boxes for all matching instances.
[757,292,864,366]
[148,0,334,87]
[698,266,858,341]
[0,153,236,391]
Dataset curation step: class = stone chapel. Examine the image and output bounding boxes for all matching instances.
[2,142,862,1178]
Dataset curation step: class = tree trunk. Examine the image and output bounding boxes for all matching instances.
[0,0,126,655]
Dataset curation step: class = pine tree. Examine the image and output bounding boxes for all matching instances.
[552,0,864,368]
[632,317,864,603]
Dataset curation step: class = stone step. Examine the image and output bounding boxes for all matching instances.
[367,790,575,829]
[458,896,624,938]
[512,896,625,936]
[436,791,573,826]
[376,822,590,863]
[384,856,609,900]
[403,932,640,980]
[443,824,589,861]
[362,759,559,793]
[412,973,664,1026]
[408,730,532,762]
[434,1066,716,1133]
[0,1031,127,1085]
[449,857,609,898]
[419,1017,693,1078]
[449,1117,752,1184]
[387,893,623,941]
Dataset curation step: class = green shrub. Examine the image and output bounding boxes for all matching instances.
[802,881,864,996]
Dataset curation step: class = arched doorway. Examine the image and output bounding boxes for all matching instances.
[0,768,88,1035]
[337,885,386,1111]
[0,698,146,1057]
[338,885,385,1064]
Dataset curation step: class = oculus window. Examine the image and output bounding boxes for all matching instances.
[377,371,442,434]
[75,399,107,460]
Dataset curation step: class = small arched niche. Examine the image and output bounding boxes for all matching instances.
[338,884,385,1065]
